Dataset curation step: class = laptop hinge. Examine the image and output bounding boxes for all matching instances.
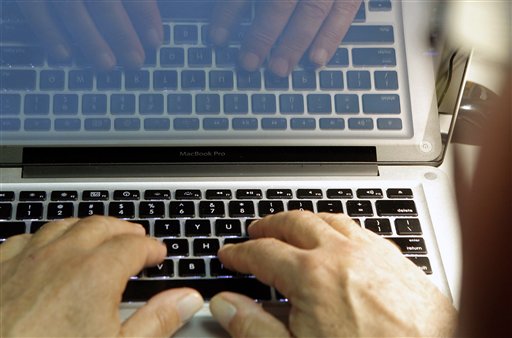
[22,163,379,178]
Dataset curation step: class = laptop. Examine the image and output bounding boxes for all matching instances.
[0,0,469,336]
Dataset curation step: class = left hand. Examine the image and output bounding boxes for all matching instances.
[210,0,362,76]
[0,216,203,337]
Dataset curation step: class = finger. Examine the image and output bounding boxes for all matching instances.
[51,0,117,70]
[123,0,163,48]
[0,234,32,262]
[90,234,166,287]
[309,0,362,66]
[121,288,203,337]
[248,210,340,249]
[26,218,80,251]
[239,0,298,71]
[210,292,291,338]
[210,0,248,45]
[58,216,146,250]
[315,212,367,240]
[17,1,71,61]
[269,0,334,76]
[85,0,146,68]
[218,239,299,296]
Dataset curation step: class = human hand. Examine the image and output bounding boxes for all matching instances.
[0,216,203,337]
[17,0,163,69]
[209,211,457,337]
[210,0,362,76]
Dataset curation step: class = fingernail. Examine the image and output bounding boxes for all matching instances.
[210,27,229,45]
[241,52,260,71]
[210,296,237,329]
[269,57,290,77]
[311,48,329,66]
[99,52,116,69]
[146,28,162,47]
[176,292,203,323]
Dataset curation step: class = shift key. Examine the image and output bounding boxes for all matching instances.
[0,70,36,90]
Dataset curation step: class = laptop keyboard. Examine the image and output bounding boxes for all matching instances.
[0,186,432,301]
[0,0,411,142]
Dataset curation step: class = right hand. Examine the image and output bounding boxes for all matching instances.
[210,211,457,337]
[17,0,163,70]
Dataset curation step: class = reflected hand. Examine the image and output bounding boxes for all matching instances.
[210,211,457,337]
[0,216,203,337]
[17,0,163,69]
[210,0,362,76]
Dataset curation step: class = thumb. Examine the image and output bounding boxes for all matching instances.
[120,288,203,337]
[210,292,291,338]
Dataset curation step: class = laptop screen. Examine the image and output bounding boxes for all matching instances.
[0,0,465,166]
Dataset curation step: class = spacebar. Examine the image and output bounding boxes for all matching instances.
[123,278,272,302]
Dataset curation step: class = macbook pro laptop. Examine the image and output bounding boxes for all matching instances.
[0,0,469,336]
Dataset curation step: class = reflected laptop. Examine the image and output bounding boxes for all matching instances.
[0,0,468,336]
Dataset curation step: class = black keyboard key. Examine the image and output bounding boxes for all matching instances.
[160,48,185,67]
[296,189,323,199]
[0,94,20,115]
[114,190,140,200]
[163,24,171,44]
[168,94,192,114]
[179,259,206,277]
[30,221,47,233]
[83,190,109,201]
[40,70,65,90]
[97,70,122,90]
[175,190,201,200]
[0,70,36,90]
[292,71,316,90]
[68,70,93,90]
[395,218,422,235]
[224,237,249,245]
[224,94,248,114]
[364,218,392,235]
[357,189,383,198]
[408,257,432,274]
[188,47,212,66]
[145,259,174,277]
[0,46,44,66]
[163,238,189,256]
[288,200,314,212]
[387,189,413,199]
[123,278,272,301]
[174,25,198,44]
[144,48,157,66]
[131,220,150,235]
[0,22,36,43]
[389,237,427,255]
[19,191,46,201]
[279,94,304,114]
[47,203,74,219]
[185,219,211,236]
[54,94,79,115]
[237,71,261,90]
[139,94,164,114]
[109,202,135,219]
[199,201,225,218]
[266,189,293,199]
[125,71,150,90]
[144,190,171,200]
[153,70,178,90]
[258,201,284,217]
[320,71,344,90]
[327,189,353,199]
[252,94,276,114]
[215,219,242,236]
[209,71,234,90]
[51,191,78,201]
[169,201,195,218]
[154,220,181,237]
[206,190,232,200]
[210,258,236,277]
[307,94,332,114]
[139,202,165,219]
[16,203,43,220]
[327,48,349,67]
[82,94,107,115]
[182,71,206,90]
[24,94,50,115]
[196,94,220,114]
[265,71,289,90]
[215,47,239,66]
[228,201,255,218]
[0,192,15,202]
[78,202,105,217]
[376,200,417,216]
[0,221,26,239]
[317,200,343,213]
[236,190,263,199]
[346,200,373,217]
[193,238,220,256]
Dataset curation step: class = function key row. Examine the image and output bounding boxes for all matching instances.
[0,189,413,202]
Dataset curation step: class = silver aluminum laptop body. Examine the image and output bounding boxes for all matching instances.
[0,1,469,336]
